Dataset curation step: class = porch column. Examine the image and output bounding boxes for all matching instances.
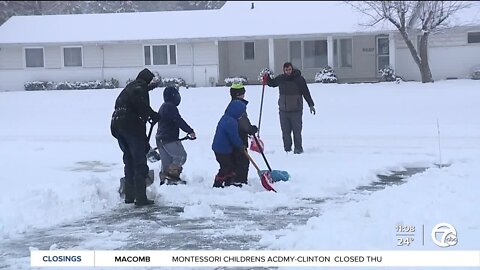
[268,38,275,73]
[389,32,396,71]
[327,36,334,67]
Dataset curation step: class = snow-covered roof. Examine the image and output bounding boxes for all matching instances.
[0,1,478,45]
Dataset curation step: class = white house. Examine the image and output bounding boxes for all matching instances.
[0,1,479,91]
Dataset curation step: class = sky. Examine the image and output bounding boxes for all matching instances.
[0,79,479,269]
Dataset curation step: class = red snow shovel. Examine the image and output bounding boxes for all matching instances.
[244,150,277,193]
[250,76,267,153]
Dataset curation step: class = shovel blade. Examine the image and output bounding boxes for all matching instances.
[249,137,264,153]
[260,171,277,192]
[260,169,290,182]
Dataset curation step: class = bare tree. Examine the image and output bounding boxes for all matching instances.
[348,1,472,83]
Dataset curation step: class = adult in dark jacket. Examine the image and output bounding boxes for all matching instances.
[155,86,196,185]
[264,62,316,154]
[229,83,258,186]
[212,100,247,188]
[110,68,159,206]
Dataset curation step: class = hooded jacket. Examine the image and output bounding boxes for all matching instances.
[111,68,158,137]
[212,100,246,154]
[266,69,315,112]
[156,87,194,144]
[231,97,257,147]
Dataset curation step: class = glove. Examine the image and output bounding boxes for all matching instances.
[148,113,159,124]
[149,80,161,89]
[309,106,316,115]
[262,74,270,84]
[187,132,197,140]
[249,125,258,135]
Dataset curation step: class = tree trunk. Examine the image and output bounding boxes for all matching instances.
[419,33,433,83]
[398,28,434,83]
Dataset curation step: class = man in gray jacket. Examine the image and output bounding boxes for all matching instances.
[265,62,315,154]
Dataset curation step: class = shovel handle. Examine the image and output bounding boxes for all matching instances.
[147,122,155,141]
[253,134,272,172]
[244,150,261,173]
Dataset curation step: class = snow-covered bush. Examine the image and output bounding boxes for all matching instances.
[224,76,247,86]
[379,66,396,82]
[315,66,337,83]
[106,78,119,88]
[24,78,119,91]
[162,77,187,89]
[258,67,274,82]
[471,66,480,80]
[24,81,54,91]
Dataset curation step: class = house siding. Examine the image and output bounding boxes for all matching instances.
[220,40,269,83]
[174,41,218,87]
[395,26,480,81]
[273,39,289,75]
[103,44,143,67]
[83,45,103,68]
[0,47,22,69]
[218,41,229,83]
[177,43,193,65]
[44,46,61,69]
[335,35,377,81]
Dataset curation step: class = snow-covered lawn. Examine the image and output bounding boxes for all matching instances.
[0,80,479,266]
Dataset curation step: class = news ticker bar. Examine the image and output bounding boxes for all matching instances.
[31,250,480,267]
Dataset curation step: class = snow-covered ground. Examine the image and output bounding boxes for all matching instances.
[0,79,479,269]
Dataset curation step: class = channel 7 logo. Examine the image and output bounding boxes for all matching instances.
[431,223,458,247]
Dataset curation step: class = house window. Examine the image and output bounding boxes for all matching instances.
[63,47,82,67]
[339,39,352,68]
[244,42,255,60]
[333,38,352,68]
[377,37,389,70]
[304,40,327,68]
[289,41,302,68]
[25,48,44,67]
[468,32,480,43]
[144,46,151,65]
[289,40,327,69]
[144,44,177,65]
[169,45,176,64]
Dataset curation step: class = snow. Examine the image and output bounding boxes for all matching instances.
[0,1,399,44]
[1,79,480,268]
[2,1,478,45]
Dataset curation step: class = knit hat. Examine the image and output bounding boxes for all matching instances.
[230,82,246,98]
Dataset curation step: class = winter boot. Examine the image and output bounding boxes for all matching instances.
[224,172,242,187]
[213,174,225,188]
[165,164,186,185]
[134,176,154,206]
[124,179,135,204]
[293,148,303,154]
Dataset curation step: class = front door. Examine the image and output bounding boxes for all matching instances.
[376,36,390,77]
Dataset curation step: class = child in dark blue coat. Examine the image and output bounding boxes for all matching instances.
[156,86,196,185]
[211,100,247,188]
